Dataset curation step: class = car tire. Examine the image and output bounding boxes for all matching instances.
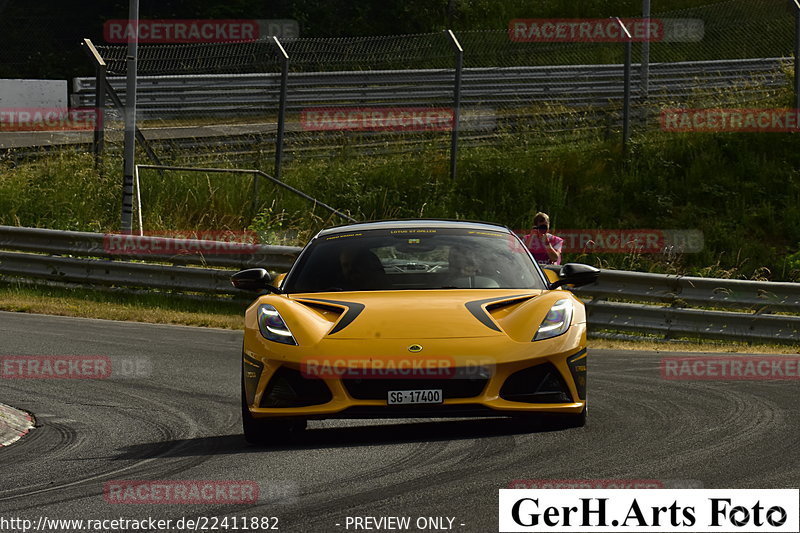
[241,377,306,445]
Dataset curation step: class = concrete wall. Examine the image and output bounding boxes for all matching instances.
[0,79,68,109]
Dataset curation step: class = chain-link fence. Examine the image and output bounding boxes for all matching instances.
[59,0,799,175]
[0,0,796,264]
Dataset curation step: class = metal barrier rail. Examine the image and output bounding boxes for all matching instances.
[0,225,302,270]
[585,300,799,343]
[0,251,236,294]
[1,225,797,342]
[562,268,800,343]
[71,58,788,118]
[574,269,800,312]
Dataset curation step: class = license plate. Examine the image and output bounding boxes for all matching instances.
[387,389,443,405]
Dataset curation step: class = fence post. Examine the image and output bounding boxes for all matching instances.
[82,39,162,168]
[794,0,800,110]
[641,0,651,100]
[272,36,290,180]
[81,40,107,170]
[95,63,107,170]
[98,78,162,167]
[252,171,259,217]
[121,0,140,234]
[616,18,633,155]
[446,30,463,180]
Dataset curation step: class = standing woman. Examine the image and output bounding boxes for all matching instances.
[525,212,563,265]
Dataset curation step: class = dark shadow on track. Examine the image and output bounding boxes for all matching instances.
[114,417,578,459]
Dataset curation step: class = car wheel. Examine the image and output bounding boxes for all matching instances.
[241,378,306,445]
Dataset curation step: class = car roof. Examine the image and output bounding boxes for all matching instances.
[316,219,512,237]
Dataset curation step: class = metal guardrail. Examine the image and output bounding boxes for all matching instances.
[559,268,800,343]
[585,300,799,344]
[0,225,301,295]
[0,225,797,342]
[0,251,236,294]
[573,269,800,312]
[0,225,301,270]
[71,58,789,118]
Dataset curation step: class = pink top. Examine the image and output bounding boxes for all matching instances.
[524,232,564,265]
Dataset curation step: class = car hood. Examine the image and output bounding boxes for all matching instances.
[275,289,568,341]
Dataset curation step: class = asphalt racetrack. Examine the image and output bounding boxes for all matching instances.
[0,311,797,532]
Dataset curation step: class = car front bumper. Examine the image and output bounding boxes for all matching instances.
[242,326,587,420]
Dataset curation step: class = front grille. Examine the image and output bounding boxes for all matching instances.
[260,367,333,408]
[499,363,572,403]
[343,378,488,400]
[337,405,497,418]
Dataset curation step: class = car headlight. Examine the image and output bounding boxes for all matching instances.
[257,304,297,345]
[533,299,573,341]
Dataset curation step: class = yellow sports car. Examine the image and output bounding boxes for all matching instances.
[232,220,598,444]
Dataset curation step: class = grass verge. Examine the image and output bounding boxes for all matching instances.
[589,338,798,355]
[0,281,247,330]
[0,282,796,354]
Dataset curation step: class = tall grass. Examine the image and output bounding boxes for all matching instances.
[273,133,800,280]
[2,125,799,281]
[0,151,119,231]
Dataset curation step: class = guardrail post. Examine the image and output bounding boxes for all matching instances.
[616,18,633,155]
[81,39,107,171]
[272,36,289,181]
[446,30,463,180]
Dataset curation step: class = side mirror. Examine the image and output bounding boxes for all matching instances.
[231,268,280,293]
[549,263,599,289]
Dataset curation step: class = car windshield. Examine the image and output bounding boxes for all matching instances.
[283,227,547,293]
